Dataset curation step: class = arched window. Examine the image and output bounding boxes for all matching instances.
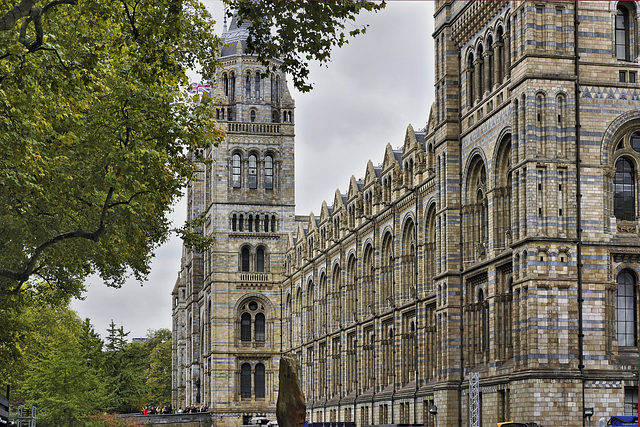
[255,313,265,342]
[250,110,256,122]
[223,73,229,97]
[271,215,276,232]
[381,233,394,308]
[256,246,265,272]
[241,313,251,341]
[229,71,236,101]
[248,214,253,232]
[614,157,636,221]
[232,214,237,231]
[239,299,267,345]
[465,158,488,261]
[616,270,637,346]
[265,155,274,190]
[255,215,260,232]
[232,154,241,188]
[248,155,257,189]
[255,363,265,398]
[402,219,416,301]
[255,73,261,98]
[241,364,252,398]
[241,246,250,271]
[246,71,251,98]
[617,4,631,61]
[467,52,475,106]
[239,214,244,232]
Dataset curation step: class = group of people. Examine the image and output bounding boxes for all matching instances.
[142,405,172,415]
[176,405,209,413]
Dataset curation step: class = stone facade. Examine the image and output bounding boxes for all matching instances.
[171,15,296,427]
[175,1,640,426]
[282,1,640,426]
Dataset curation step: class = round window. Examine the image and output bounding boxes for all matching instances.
[249,301,258,311]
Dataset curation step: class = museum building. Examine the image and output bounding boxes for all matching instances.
[173,2,640,426]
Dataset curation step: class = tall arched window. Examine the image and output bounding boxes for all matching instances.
[246,71,251,98]
[229,71,236,101]
[346,255,357,322]
[256,247,265,272]
[255,313,265,342]
[617,4,631,61]
[255,363,265,398]
[241,246,250,271]
[402,220,416,301]
[250,110,256,122]
[239,214,244,232]
[616,270,637,347]
[232,154,241,188]
[248,155,257,189]
[614,157,636,221]
[381,233,394,308]
[241,313,251,341]
[255,73,261,98]
[265,155,274,190]
[271,216,276,232]
[241,363,251,398]
[232,214,237,231]
[467,52,475,106]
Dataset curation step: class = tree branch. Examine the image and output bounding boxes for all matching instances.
[0,187,115,295]
[0,0,37,32]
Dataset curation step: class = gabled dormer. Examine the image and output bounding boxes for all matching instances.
[363,160,383,216]
[346,176,364,229]
[381,143,402,202]
[332,190,347,239]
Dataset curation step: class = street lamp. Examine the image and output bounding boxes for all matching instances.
[429,404,438,427]
[583,407,593,427]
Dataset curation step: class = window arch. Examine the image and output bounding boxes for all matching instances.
[238,299,268,345]
[402,219,416,301]
[255,363,265,398]
[241,363,251,398]
[254,73,261,98]
[362,245,375,315]
[250,109,256,123]
[616,270,637,347]
[246,71,251,98]
[381,233,394,309]
[265,155,274,190]
[248,154,257,189]
[256,246,265,272]
[255,313,265,342]
[346,255,357,322]
[232,153,241,188]
[616,3,632,61]
[464,157,488,261]
[615,157,636,221]
[467,52,475,106]
[241,246,250,272]
[241,313,251,341]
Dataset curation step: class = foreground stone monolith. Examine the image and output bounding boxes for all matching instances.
[276,354,306,427]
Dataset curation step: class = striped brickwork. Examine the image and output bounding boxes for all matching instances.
[281,2,640,426]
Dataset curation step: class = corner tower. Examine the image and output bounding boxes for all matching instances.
[172,14,295,426]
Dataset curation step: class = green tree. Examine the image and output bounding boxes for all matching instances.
[0,0,222,305]
[225,0,386,92]
[18,304,105,426]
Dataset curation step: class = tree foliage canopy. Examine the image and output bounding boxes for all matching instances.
[0,0,222,303]
[225,0,386,92]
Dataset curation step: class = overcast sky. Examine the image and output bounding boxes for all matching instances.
[71,1,436,340]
